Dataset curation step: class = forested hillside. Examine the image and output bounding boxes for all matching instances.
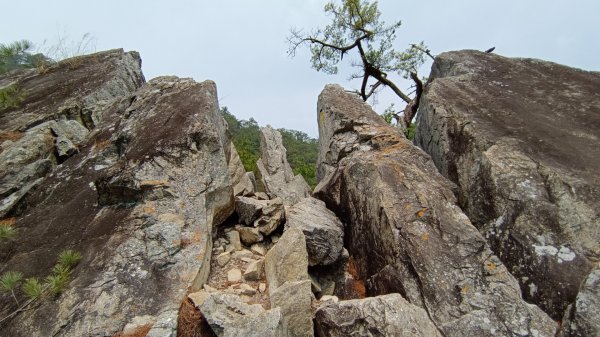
[221,107,318,187]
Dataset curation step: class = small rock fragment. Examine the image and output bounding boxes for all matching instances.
[227,268,242,283]
[240,283,257,296]
[226,230,242,251]
[244,259,264,281]
[236,226,264,245]
[216,252,231,267]
[251,243,268,256]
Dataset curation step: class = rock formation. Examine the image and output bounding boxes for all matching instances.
[315,293,442,337]
[2,47,596,337]
[0,51,242,337]
[257,125,311,204]
[315,84,556,336]
[0,49,144,218]
[415,50,600,320]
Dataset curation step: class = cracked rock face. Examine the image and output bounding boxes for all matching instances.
[315,84,556,337]
[285,197,344,266]
[0,70,240,336]
[414,50,600,319]
[257,125,311,205]
[0,49,145,218]
[315,293,442,337]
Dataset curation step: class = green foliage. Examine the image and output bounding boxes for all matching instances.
[22,277,43,299]
[221,107,319,188]
[0,84,26,111]
[1,271,23,292]
[406,122,416,140]
[57,249,82,269]
[279,128,318,188]
[44,273,69,295]
[0,224,17,241]
[0,40,52,74]
[288,0,427,85]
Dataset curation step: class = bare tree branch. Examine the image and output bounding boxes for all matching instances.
[410,43,435,61]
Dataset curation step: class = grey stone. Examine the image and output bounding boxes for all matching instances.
[200,292,283,337]
[243,259,264,281]
[270,280,314,337]
[314,84,556,337]
[257,125,311,204]
[188,290,211,308]
[0,69,237,337]
[226,230,242,251]
[236,225,264,245]
[227,268,242,283]
[319,295,338,303]
[0,49,144,221]
[239,283,257,296]
[250,242,268,256]
[235,196,285,235]
[315,293,442,337]
[255,192,269,200]
[217,252,231,267]
[559,265,600,337]
[227,142,255,197]
[286,197,344,266]
[232,249,254,260]
[265,227,310,293]
[414,50,599,319]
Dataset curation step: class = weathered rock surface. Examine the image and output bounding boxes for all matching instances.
[227,142,255,197]
[265,228,313,336]
[257,125,311,204]
[315,84,556,336]
[0,49,145,218]
[0,66,243,336]
[265,227,310,291]
[270,279,313,337]
[414,50,599,319]
[559,264,600,337]
[236,225,264,245]
[234,196,284,235]
[315,293,442,337]
[200,292,283,337]
[285,197,344,266]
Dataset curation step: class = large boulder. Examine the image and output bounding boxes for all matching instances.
[315,293,442,337]
[257,125,310,204]
[0,72,239,336]
[265,228,313,336]
[0,49,145,218]
[200,292,283,337]
[414,50,599,319]
[315,84,556,337]
[285,197,344,266]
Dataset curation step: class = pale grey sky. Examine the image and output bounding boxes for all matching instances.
[2,0,599,137]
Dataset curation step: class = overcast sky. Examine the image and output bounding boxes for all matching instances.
[3,0,599,137]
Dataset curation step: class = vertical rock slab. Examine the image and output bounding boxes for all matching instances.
[0,76,235,337]
[257,125,310,204]
[315,84,556,337]
[0,49,145,218]
[414,50,599,319]
[265,228,313,336]
[315,293,442,337]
